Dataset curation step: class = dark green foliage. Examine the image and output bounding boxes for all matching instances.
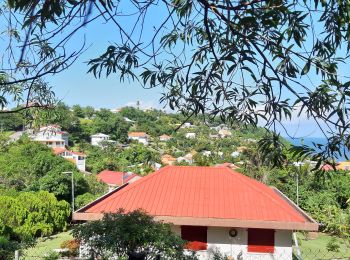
[92,109,130,142]
[268,167,350,237]
[73,209,186,259]
[0,139,107,201]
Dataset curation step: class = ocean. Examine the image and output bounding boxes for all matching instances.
[285,137,349,162]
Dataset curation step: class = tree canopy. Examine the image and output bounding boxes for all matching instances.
[1,0,350,164]
[73,209,186,259]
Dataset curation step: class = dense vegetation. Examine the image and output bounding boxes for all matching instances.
[1,104,350,257]
[73,210,187,259]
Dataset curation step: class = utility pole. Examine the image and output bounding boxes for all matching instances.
[63,171,74,212]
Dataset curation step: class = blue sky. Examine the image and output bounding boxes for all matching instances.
[14,5,349,137]
[48,8,165,110]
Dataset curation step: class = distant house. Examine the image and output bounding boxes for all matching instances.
[128,132,149,145]
[202,150,212,157]
[218,129,232,138]
[231,151,240,158]
[177,153,195,164]
[53,147,86,172]
[91,133,115,147]
[161,154,177,165]
[185,132,196,139]
[321,164,336,171]
[32,125,68,148]
[216,162,240,170]
[123,117,135,123]
[336,161,350,171]
[159,134,172,142]
[74,166,318,260]
[110,108,121,113]
[181,122,193,128]
[97,170,140,191]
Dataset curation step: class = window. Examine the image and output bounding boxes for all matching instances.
[181,226,207,251]
[248,229,274,253]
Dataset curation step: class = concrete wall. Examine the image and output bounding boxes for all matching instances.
[171,225,293,260]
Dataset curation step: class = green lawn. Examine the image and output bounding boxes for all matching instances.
[295,232,350,260]
[22,231,73,259]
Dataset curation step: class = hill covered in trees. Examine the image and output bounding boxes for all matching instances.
[1,104,350,256]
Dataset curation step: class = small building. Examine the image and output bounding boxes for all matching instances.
[53,147,86,172]
[336,161,350,171]
[91,133,113,147]
[161,154,177,165]
[128,132,149,145]
[185,132,196,139]
[177,153,194,164]
[215,162,240,170]
[159,134,172,142]
[202,150,212,157]
[231,151,240,158]
[320,164,336,171]
[74,166,318,260]
[32,125,68,148]
[97,170,140,191]
[218,129,232,138]
[181,122,193,128]
[123,117,135,123]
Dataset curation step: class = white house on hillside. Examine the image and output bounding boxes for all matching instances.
[74,166,318,260]
[185,132,196,139]
[128,132,149,145]
[53,147,86,172]
[91,133,115,147]
[159,134,172,141]
[32,125,68,148]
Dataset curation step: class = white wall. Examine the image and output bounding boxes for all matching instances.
[171,226,293,260]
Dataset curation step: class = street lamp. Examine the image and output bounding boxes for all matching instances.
[62,171,74,212]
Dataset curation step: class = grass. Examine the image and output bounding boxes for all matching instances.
[22,231,73,259]
[295,232,350,260]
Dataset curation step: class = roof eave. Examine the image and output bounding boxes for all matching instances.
[72,213,318,231]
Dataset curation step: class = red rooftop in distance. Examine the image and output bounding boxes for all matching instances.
[74,166,318,259]
[97,170,140,190]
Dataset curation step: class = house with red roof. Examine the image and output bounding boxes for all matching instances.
[73,166,318,260]
[128,132,149,145]
[32,125,68,148]
[97,170,140,191]
[161,154,177,165]
[53,147,86,172]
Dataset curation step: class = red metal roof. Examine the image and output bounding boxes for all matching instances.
[128,132,148,137]
[52,147,66,155]
[97,170,137,186]
[82,166,311,224]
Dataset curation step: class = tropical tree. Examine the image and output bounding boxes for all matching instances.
[0,191,70,240]
[1,0,350,165]
[73,209,186,259]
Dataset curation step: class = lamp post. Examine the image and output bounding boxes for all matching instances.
[63,171,74,212]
